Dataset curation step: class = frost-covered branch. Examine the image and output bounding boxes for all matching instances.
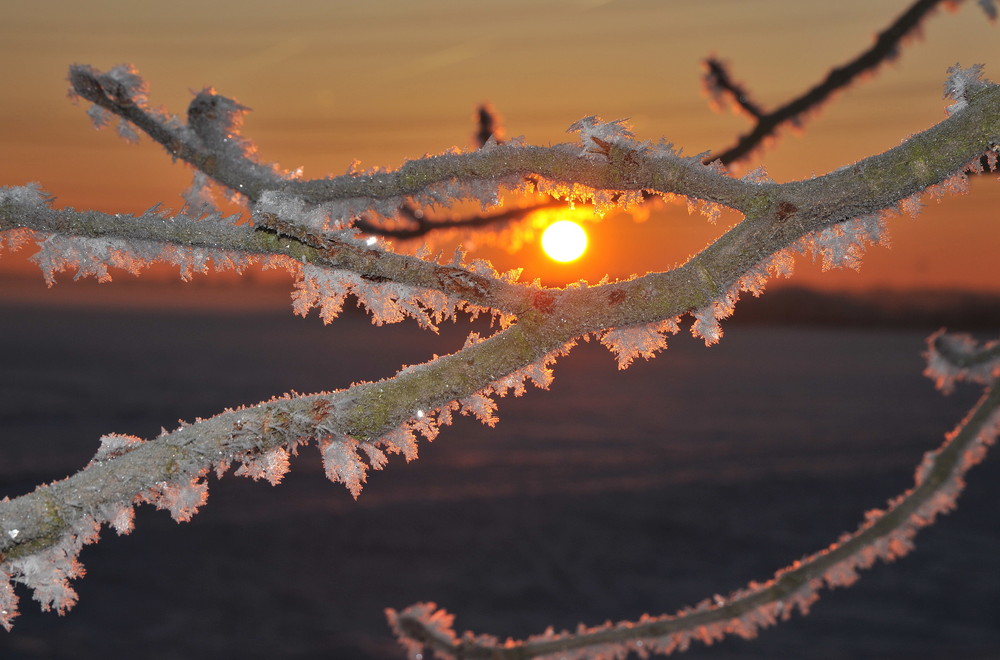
[69,0,994,244]
[1,64,998,650]
[924,328,1000,392]
[11,65,1000,340]
[342,103,521,239]
[0,313,578,628]
[703,0,996,165]
[69,63,1000,239]
[387,331,1000,659]
[0,188,533,323]
[68,65,287,200]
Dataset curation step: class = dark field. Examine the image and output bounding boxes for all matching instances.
[1,287,999,659]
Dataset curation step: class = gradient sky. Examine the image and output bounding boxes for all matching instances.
[1,0,998,293]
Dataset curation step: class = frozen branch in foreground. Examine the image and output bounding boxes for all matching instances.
[387,333,1000,658]
[0,64,998,653]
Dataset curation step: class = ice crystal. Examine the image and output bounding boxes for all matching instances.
[360,441,390,470]
[355,279,448,329]
[735,250,795,297]
[408,407,445,442]
[691,288,739,346]
[139,476,209,523]
[85,433,147,472]
[0,227,33,254]
[566,115,637,160]
[691,250,794,346]
[925,171,970,201]
[319,435,370,498]
[802,214,888,271]
[2,516,101,626]
[898,194,922,218]
[31,234,153,284]
[107,505,136,536]
[413,170,517,213]
[86,103,113,130]
[0,182,49,208]
[966,148,999,175]
[256,191,351,232]
[317,426,419,499]
[29,230,257,285]
[234,446,291,486]
[740,166,773,184]
[0,569,17,631]
[531,176,611,214]
[380,425,420,461]
[13,550,82,615]
[600,318,681,370]
[292,263,459,330]
[457,392,499,427]
[943,63,987,115]
[291,264,351,321]
[686,196,724,223]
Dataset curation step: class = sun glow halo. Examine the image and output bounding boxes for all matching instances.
[541,220,588,263]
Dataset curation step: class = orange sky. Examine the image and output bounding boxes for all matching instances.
[0,0,998,295]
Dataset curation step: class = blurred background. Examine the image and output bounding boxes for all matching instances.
[1,1,999,658]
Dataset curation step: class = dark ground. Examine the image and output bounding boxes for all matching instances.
[1,284,999,659]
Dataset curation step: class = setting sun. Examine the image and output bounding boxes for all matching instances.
[541,220,588,262]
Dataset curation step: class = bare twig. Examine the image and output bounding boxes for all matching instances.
[704,0,958,165]
[473,103,505,148]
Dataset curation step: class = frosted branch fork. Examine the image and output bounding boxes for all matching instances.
[0,64,997,650]
[43,66,1000,334]
[69,64,997,220]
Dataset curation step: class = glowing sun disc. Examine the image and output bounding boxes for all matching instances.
[541,220,588,262]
